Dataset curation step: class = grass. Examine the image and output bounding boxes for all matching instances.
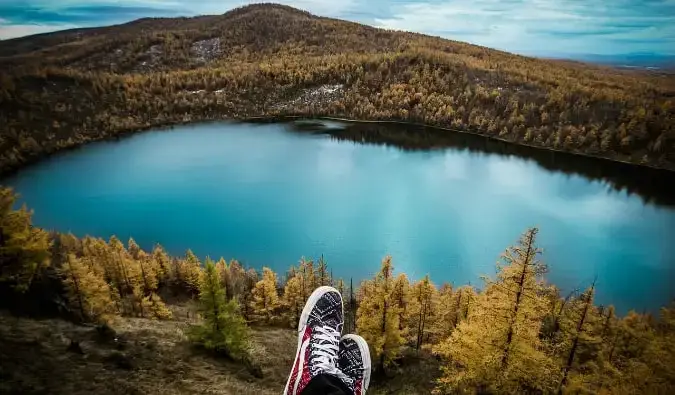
[0,303,440,394]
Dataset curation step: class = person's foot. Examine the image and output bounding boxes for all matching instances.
[338,334,372,395]
[284,286,345,395]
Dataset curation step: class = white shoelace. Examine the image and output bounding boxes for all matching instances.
[310,326,353,385]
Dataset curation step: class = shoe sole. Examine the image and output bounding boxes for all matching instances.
[342,334,372,394]
[283,286,344,395]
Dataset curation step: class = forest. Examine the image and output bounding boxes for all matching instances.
[0,3,674,175]
[1,185,673,394]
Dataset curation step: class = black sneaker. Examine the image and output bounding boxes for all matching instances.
[338,334,371,395]
[284,286,345,395]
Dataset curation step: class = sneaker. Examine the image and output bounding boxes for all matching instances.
[284,286,345,395]
[338,334,372,395]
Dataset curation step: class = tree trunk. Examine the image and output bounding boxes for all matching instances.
[558,285,594,395]
[501,229,534,369]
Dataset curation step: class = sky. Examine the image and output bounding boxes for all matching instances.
[0,0,674,58]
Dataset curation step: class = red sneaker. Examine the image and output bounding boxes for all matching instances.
[284,286,345,395]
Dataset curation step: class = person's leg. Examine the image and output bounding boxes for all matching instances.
[284,286,350,395]
[338,334,372,395]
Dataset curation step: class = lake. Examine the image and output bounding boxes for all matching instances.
[4,121,675,313]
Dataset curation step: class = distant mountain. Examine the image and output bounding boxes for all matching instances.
[539,52,675,70]
[0,3,673,173]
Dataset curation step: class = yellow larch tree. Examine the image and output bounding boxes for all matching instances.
[429,283,454,344]
[316,255,330,287]
[283,272,304,327]
[408,275,437,351]
[0,187,51,291]
[181,249,202,295]
[391,273,411,337]
[251,267,280,323]
[433,228,557,394]
[151,244,171,284]
[135,250,171,319]
[356,255,405,372]
[60,253,116,324]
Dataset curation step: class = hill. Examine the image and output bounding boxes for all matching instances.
[0,3,674,174]
[0,306,437,394]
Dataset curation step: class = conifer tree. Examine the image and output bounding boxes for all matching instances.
[429,283,454,344]
[182,249,202,295]
[433,228,556,393]
[135,250,171,319]
[316,255,330,286]
[0,187,51,291]
[356,255,404,372]
[335,278,345,295]
[240,268,258,321]
[60,253,116,323]
[409,275,437,351]
[151,244,171,283]
[215,257,231,294]
[345,277,357,334]
[557,283,602,393]
[188,259,250,359]
[251,267,280,323]
[227,259,246,301]
[299,257,316,300]
[391,273,411,335]
[283,272,304,327]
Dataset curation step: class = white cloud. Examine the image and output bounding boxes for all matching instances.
[373,0,675,55]
[0,23,77,40]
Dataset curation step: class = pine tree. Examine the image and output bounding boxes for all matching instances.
[188,259,250,360]
[433,228,557,393]
[251,267,280,323]
[60,253,116,323]
[0,187,51,291]
[213,257,231,295]
[356,255,404,372]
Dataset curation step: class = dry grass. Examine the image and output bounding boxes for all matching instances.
[0,305,440,394]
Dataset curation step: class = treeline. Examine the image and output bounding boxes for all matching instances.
[0,4,674,175]
[1,186,673,393]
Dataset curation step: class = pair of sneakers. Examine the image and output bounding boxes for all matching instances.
[284,286,371,395]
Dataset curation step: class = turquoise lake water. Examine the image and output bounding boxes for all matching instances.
[4,121,674,313]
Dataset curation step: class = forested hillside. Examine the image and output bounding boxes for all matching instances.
[1,3,674,174]
[1,186,673,394]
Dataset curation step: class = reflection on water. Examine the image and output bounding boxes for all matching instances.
[286,119,675,207]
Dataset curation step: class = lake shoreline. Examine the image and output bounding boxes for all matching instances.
[3,115,673,182]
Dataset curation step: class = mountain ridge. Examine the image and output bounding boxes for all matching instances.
[0,3,673,173]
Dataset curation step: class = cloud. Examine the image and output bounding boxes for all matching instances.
[0,0,673,57]
[373,0,675,55]
[0,23,78,39]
